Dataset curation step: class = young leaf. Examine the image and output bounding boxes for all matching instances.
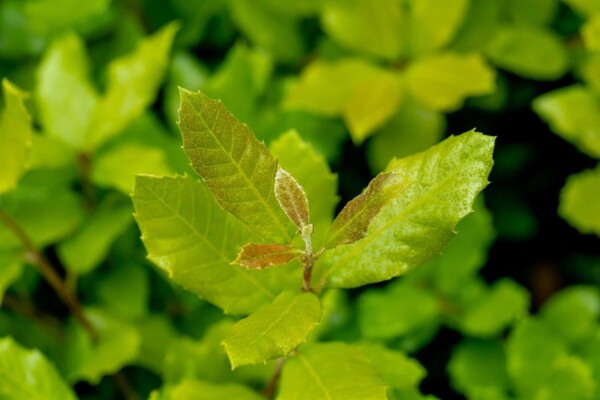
[222,290,321,369]
[0,337,77,400]
[269,130,339,247]
[0,79,32,195]
[277,342,388,400]
[0,253,22,304]
[323,172,396,249]
[132,175,289,315]
[234,243,302,269]
[178,88,294,243]
[275,168,310,231]
[85,22,179,150]
[317,130,494,289]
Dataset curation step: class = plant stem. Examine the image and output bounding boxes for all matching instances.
[301,225,315,292]
[77,152,96,211]
[112,371,140,400]
[262,357,286,399]
[0,207,99,342]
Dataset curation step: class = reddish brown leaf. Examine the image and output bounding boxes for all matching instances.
[324,172,396,249]
[233,243,302,269]
[274,167,310,231]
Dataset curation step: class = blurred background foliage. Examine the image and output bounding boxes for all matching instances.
[1,0,600,399]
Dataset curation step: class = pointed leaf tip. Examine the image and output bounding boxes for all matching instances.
[275,167,310,231]
[234,243,302,269]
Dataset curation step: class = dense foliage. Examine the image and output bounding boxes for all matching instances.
[0,0,599,399]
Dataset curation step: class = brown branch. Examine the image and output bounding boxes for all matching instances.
[262,357,286,399]
[112,371,140,400]
[77,152,96,211]
[0,207,98,342]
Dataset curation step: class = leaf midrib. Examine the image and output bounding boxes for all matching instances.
[185,96,292,242]
[298,352,333,400]
[247,293,303,348]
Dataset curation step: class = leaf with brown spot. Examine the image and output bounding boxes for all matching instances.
[274,167,310,231]
[234,243,302,269]
[324,173,396,249]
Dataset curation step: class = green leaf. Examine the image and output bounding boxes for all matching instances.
[96,263,149,320]
[541,286,600,344]
[317,130,494,289]
[269,130,339,247]
[24,0,111,35]
[91,143,173,194]
[358,282,440,339]
[535,356,596,400]
[275,168,310,231]
[406,0,469,55]
[178,88,294,243]
[277,342,388,400]
[404,52,496,112]
[135,315,178,374]
[367,99,446,173]
[222,291,321,369]
[36,33,98,149]
[132,175,290,314]
[506,318,569,398]
[0,79,32,195]
[29,134,75,170]
[324,173,396,249]
[57,204,132,274]
[320,0,405,59]
[450,0,501,52]
[581,54,600,93]
[0,253,22,303]
[422,199,496,296]
[533,86,600,159]
[563,0,600,16]
[506,0,558,26]
[0,336,77,400]
[362,343,426,390]
[234,243,302,269]
[64,308,140,384]
[167,380,264,400]
[229,0,305,63]
[559,167,600,236]
[0,0,46,58]
[0,181,85,251]
[483,25,569,80]
[85,22,178,150]
[459,279,529,337]
[284,59,403,142]
[448,339,509,399]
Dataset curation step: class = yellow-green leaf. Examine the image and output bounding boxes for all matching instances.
[222,291,321,369]
[0,337,77,400]
[0,79,32,195]
[559,167,600,236]
[277,342,388,400]
[167,380,264,400]
[404,52,496,112]
[132,175,289,314]
[317,130,494,289]
[178,89,294,243]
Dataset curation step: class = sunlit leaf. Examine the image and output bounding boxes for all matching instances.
[277,342,388,400]
[132,175,290,314]
[533,86,600,159]
[222,291,321,369]
[404,52,496,112]
[178,89,294,243]
[0,79,32,195]
[275,168,310,231]
[317,130,494,288]
[168,380,263,400]
[0,337,77,400]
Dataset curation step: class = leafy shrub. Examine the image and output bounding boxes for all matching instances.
[0,0,599,399]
